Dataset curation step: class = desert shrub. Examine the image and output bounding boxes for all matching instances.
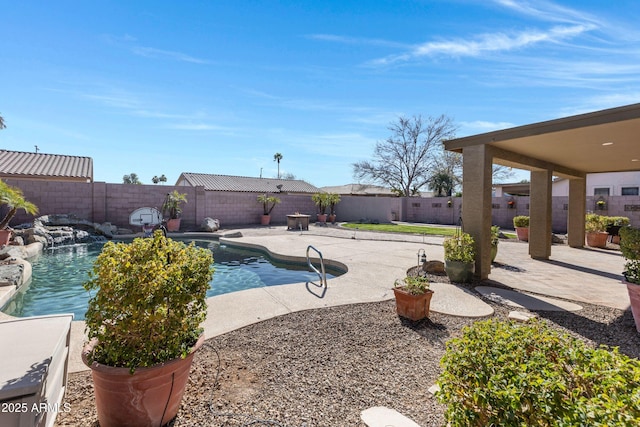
[437,318,640,426]
[443,232,475,263]
[512,215,529,228]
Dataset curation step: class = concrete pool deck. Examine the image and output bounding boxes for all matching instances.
[2,224,632,373]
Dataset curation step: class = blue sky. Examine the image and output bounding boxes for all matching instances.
[1,0,639,187]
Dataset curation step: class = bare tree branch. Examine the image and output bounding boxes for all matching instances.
[353,115,457,196]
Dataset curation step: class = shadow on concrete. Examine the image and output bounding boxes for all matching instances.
[539,259,623,281]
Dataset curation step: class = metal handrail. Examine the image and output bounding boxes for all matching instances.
[306,245,327,287]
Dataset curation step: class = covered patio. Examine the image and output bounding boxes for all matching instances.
[445,103,640,279]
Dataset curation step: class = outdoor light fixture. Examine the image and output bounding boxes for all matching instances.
[417,248,427,266]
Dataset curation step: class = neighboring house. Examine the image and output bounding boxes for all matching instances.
[321,183,397,197]
[493,182,531,197]
[175,172,321,194]
[552,172,640,197]
[0,149,93,183]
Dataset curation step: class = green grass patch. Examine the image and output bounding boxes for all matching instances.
[341,222,517,239]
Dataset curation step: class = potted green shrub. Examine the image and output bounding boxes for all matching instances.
[82,231,214,427]
[393,275,433,321]
[257,193,281,225]
[161,190,188,232]
[585,213,608,248]
[490,225,500,263]
[443,232,476,283]
[513,215,529,242]
[327,193,341,223]
[0,179,39,246]
[312,192,330,223]
[620,225,640,332]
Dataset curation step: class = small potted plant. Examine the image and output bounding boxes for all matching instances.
[0,179,39,246]
[491,225,500,263]
[443,232,476,283]
[257,193,281,225]
[619,225,640,332]
[312,192,330,223]
[585,213,608,248]
[393,275,433,321]
[603,216,630,244]
[513,215,530,242]
[161,190,188,231]
[327,193,341,223]
[82,231,214,427]
[595,198,607,211]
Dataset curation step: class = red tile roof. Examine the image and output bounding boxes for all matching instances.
[177,172,320,193]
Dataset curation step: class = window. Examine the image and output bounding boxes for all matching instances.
[621,187,639,196]
[594,188,610,196]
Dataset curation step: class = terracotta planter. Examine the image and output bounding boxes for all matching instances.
[625,281,640,333]
[82,335,204,427]
[515,227,529,242]
[260,214,271,225]
[165,218,181,232]
[445,260,474,283]
[0,229,11,246]
[317,214,327,223]
[393,287,434,321]
[586,231,608,248]
[328,214,336,224]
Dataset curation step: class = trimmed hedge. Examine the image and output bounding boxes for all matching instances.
[437,319,640,426]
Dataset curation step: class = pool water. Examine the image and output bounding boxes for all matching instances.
[1,240,341,320]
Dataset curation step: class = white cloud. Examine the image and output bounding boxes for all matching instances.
[460,120,515,133]
[130,46,209,64]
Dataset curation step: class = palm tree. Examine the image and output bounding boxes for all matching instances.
[0,114,6,130]
[0,180,39,229]
[428,172,455,197]
[273,153,283,179]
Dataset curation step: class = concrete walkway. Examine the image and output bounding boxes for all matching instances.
[6,224,629,373]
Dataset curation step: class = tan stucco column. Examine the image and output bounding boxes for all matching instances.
[529,169,553,259]
[567,177,586,248]
[462,144,493,279]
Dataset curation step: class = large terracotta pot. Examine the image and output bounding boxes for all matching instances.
[586,231,608,248]
[82,335,204,427]
[317,214,327,223]
[445,260,474,283]
[0,229,11,246]
[261,214,271,225]
[625,280,640,333]
[393,287,434,321]
[165,218,181,232]
[515,227,529,242]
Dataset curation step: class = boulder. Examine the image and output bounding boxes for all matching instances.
[422,260,446,275]
[201,217,220,232]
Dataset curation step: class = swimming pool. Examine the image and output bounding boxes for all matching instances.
[1,239,343,320]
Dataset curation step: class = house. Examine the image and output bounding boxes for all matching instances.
[320,183,397,196]
[0,149,93,183]
[175,172,321,194]
[552,172,640,197]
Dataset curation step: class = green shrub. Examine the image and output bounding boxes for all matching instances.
[394,275,430,295]
[437,319,640,426]
[490,225,500,247]
[513,215,529,228]
[84,231,214,372]
[585,213,606,233]
[443,232,475,263]
[602,216,630,227]
[620,226,640,284]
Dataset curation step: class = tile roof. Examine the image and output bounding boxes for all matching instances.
[321,183,396,196]
[0,150,93,181]
[178,172,321,194]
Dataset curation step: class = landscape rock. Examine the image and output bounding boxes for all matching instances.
[201,217,220,232]
[423,260,445,274]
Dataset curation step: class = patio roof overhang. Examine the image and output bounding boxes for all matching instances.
[444,103,640,178]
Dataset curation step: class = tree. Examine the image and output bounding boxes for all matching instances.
[492,165,515,183]
[152,174,167,185]
[123,173,142,184]
[428,171,456,197]
[353,115,457,196]
[0,180,39,229]
[0,114,6,130]
[273,153,283,179]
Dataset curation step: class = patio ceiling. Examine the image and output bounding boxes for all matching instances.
[445,103,640,178]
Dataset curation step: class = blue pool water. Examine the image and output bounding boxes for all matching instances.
[1,240,342,320]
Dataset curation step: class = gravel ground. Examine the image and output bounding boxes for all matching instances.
[56,280,640,427]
